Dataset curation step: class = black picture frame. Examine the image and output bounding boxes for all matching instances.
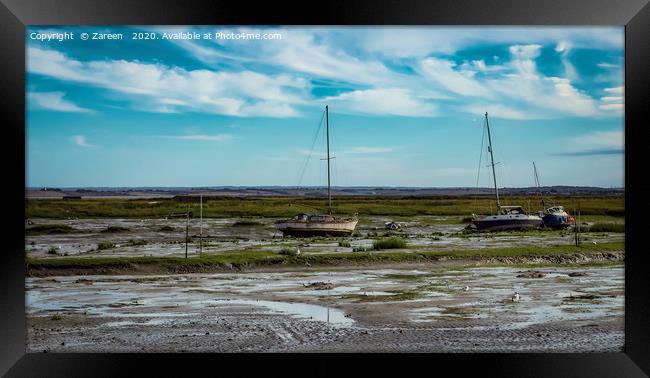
[1,0,648,376]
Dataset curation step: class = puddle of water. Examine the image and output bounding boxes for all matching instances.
[25,265,623,332]
[223,299,353,326]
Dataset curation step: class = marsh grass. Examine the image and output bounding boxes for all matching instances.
[372,237,407,250]
[382,273,429,282]
[585,223,625,233]
[26,242,624,272]
[26,195,624,218]
[342,290,423,302]
[125,239,147,247]
[278,247,298,256]
[97,241,116,250]
[26,224,77,235]
[338,240,351,248]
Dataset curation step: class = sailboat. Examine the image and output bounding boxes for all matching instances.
[533,162,574,229]
[470,112,543,232]
[275,106,359,237]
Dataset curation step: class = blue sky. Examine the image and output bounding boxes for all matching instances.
[26,26,624,188]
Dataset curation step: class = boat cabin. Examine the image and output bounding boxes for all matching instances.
[291,213,335,222]
[498,206,528,215]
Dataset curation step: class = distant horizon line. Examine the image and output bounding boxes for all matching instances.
[26,185,625,190]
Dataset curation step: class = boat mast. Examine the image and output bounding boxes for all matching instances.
[485,112,501,212]
[325,105,332,215]
[533,161,546,208]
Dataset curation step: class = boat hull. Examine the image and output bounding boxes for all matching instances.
[276,219,358,237]
[542,214,573,229]
[472,216,543,232]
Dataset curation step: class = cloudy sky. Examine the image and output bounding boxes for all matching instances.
[26,26,624,188]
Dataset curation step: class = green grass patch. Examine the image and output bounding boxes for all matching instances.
[585,223,625,233]
[382,273,429,282]
[26,224,77,235]
[158,226,175,232]
[125,239,147,247]
[342,290,423,302]
[278,247,298,256]
[50,314,63,321]
[26,241,624,274]
[372,237,408,250]
[25,195,624,218]
[47,246,59,255]
[97,241,116,250]
[338,240,351,248]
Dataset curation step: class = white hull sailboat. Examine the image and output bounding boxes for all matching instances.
[275,106,358,237]
[471,112,543,232]
[275,214,358,236]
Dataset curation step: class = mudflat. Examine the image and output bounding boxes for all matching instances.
[27,265,623,353]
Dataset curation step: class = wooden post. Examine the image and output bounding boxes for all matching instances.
[185,204,189,259]
[200,193,203,256]
[573,209,578,247]
[577,210,581,247]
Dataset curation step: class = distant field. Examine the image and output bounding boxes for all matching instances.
[26,195,624,219]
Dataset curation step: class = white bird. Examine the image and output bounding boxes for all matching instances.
[296,246,301,255]
[512,292,520,302]
[463,286,470,292]
[304,262,311,267]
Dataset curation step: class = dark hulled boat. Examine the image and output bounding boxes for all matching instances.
[533,162,574,229]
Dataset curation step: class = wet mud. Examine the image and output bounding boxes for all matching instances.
[26,265,624,352]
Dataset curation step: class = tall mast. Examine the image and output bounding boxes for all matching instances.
[485,112,500,211]
[325,105,332,215]
[533,162,546,208]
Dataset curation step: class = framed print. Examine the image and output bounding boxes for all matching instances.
[1,0,648,376]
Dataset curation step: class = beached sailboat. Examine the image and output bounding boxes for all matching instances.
[471,113,543,232]
[275,106,358,237]
[533,162,574,229]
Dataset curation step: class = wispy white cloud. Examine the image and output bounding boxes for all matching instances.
[460,59,507,73]
[482,45,599,118]
[28,27,623,121]
[28,91,92,113]
[356,27,623,57]
[323,88,437,117]
[418,58,490,97]
[72,135,94,148]
[598,86,624,112]
[604,86,623,95]
[597,62,618,69]
[28,47,308,117]
[555,130,624,156]
[555,41,578,81]
[461,103,536,120]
